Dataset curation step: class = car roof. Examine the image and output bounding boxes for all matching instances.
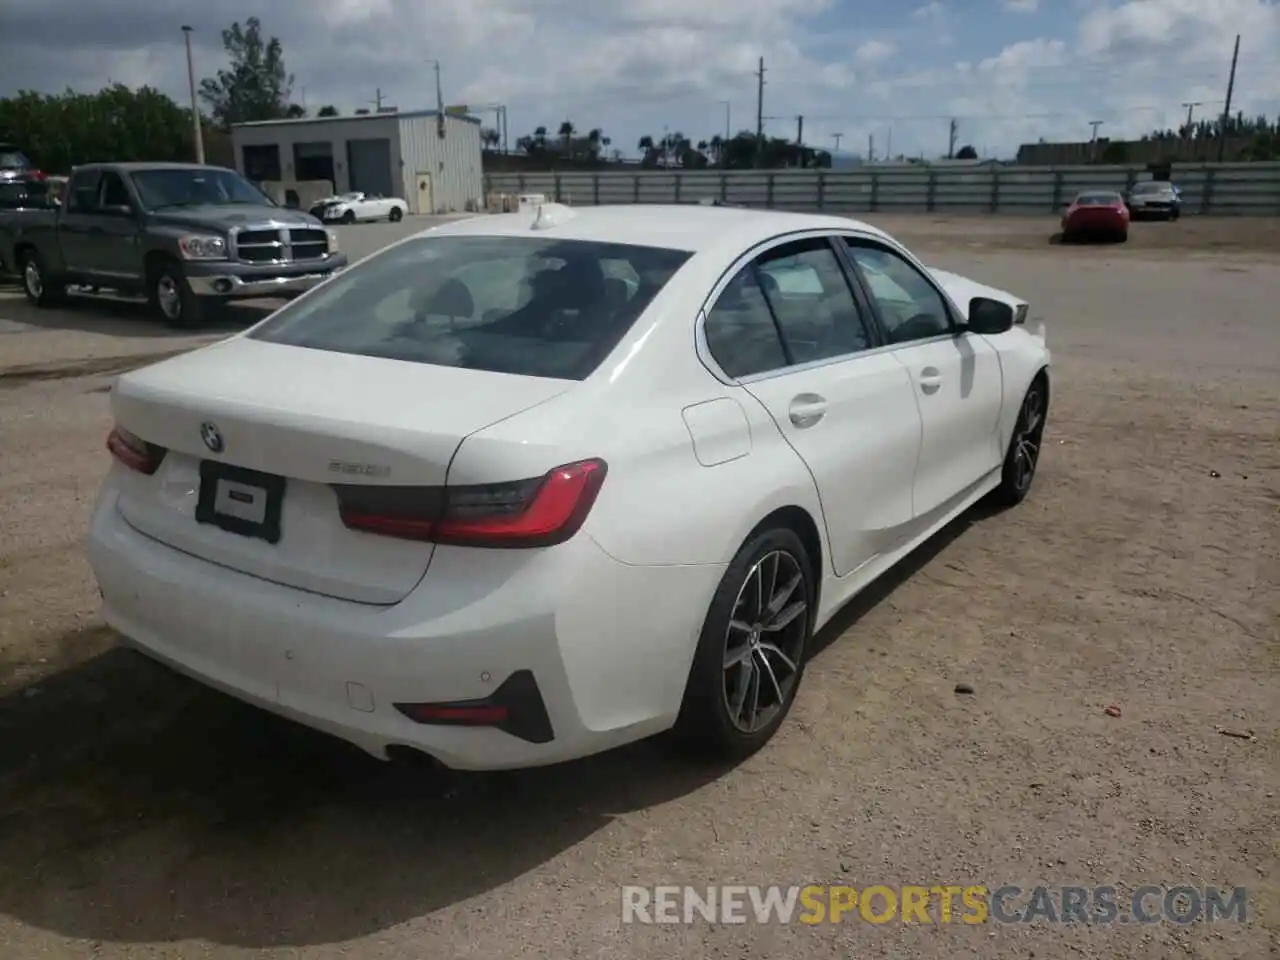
[421,204,893,253]
[71,162,236,175]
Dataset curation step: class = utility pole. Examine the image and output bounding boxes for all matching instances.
[886,126,892,161]
[180,26,204,164]
[868,133,874,163]
[1088,120,1104,161]
[947,117,958,159]
[1182,101,1202,131]
[373,88,385,111]
[755,56,766,167]
[832,133,843,153]
[1218,33,1240,162]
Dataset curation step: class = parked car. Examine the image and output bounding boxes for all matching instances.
[1061,191,1130,242]
[1125,179,1181,220]
[0,176,56,274]
[0,142,46,183]
[12,161,348,326]
[309,191,408,223]
[87,203,1049,771]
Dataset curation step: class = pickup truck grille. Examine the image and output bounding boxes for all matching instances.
[234,227,329,264]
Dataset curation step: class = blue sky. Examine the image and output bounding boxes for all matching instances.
[3,0,1279,159]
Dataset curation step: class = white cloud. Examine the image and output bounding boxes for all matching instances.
[0,0,1277,161]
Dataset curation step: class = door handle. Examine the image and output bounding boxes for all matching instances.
[788,393,827,428]
[918,366,942,394]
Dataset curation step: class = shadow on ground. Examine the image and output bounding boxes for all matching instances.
[0,503,996,949]
[0,278,274,338]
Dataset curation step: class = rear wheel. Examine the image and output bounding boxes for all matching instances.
[989,375,1048,508]
[19,250,67,307]
[389,207,403,222]
[147,258,205,329]
[673,527,814,760]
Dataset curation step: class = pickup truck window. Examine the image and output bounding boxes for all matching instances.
[66,171,101,213]
[99,172,132,208]
[131,167,275,211]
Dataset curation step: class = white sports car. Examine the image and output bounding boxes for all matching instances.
[309,191,408,223]
[88,204,1050,771]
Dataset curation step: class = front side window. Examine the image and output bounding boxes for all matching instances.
[844,241,952,344]
[249,235,692,381]
[131,167,276,210]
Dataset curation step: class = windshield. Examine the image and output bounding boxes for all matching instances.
[0,149,30,168]
[1132,182,1169,195]
[131,167,276,210]
[1077,193,1121,206]
[249,235,693,380]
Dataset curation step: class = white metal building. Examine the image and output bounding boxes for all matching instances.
[230,110,483,214]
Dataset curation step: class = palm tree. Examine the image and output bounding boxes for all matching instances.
[558,120,576,157]
[709,134,724,166]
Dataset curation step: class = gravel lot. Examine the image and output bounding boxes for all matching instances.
[0,213,1276,960]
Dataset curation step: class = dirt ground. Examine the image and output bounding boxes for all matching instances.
[0,215,1276,959]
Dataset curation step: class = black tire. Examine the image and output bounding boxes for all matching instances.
[19,249,67,307]
[147,258,205,329]
[989,374,1048,508]
[389,207,403,222]
[342,210,356,224]
[673,526,815,761]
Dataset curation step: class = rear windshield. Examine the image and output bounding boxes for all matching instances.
[249,235,693,380]
[1077,193,1121,206]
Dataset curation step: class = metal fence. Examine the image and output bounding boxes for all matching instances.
[484,162,1280,217]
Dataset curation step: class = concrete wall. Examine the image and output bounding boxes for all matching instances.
[484,162,1280,217]
[397,114,484,214]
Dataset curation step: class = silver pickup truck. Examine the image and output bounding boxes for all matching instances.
[7,161,349,327]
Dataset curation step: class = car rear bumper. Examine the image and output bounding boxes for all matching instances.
[87,486,722,770]
[184,255,349,299]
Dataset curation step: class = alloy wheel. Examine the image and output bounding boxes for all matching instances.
[722,549,808,734]
[23,259,42,299]
[156,274,182,320]
[1012,387,1043,493]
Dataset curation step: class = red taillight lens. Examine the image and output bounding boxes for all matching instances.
[106,426,165,475]
[335,458,608,548]
[29,169,47,181]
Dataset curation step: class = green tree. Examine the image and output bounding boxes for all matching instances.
[955,144,978,159]
[0,84,195,173]
[316,104,339,117]
[199,17,296,127]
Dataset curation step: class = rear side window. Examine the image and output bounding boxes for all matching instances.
[249,236,692,381]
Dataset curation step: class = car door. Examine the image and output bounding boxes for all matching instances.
[700,234,922,578]
[839,236,1004,520]
[91,170,144,281]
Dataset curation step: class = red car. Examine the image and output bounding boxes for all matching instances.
[1061,191,1129,243]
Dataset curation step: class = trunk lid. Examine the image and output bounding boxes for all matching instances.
[110,337,571,604]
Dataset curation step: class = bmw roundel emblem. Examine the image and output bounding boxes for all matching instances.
[200,421,224,453]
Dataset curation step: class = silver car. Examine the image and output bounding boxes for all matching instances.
[1125,180,1181,221]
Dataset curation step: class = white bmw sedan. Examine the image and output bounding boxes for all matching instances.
[88,203,1050,771]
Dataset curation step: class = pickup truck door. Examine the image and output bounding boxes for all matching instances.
[58,169,144,283]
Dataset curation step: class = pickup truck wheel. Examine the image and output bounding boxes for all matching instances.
[20,251,67,307]
[148,261,205,328]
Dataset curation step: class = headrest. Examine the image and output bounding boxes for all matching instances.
[420,277,474,318]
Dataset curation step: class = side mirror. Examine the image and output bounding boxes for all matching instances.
[967,297,1014,335]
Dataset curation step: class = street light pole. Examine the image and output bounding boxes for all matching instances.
[181,25,205,164]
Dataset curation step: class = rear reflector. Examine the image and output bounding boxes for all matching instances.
[106,426,166,475]
[335,458,607,548]
[393,670,554,744]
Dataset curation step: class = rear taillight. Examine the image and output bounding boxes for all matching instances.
[335,458,608,548]
[29,169,46,181]
[106,426,166,475]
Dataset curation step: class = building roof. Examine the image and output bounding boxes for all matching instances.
[231,109,481,129]
[420,203,891,254]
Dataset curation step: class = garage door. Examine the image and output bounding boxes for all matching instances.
[346,138,394,197]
